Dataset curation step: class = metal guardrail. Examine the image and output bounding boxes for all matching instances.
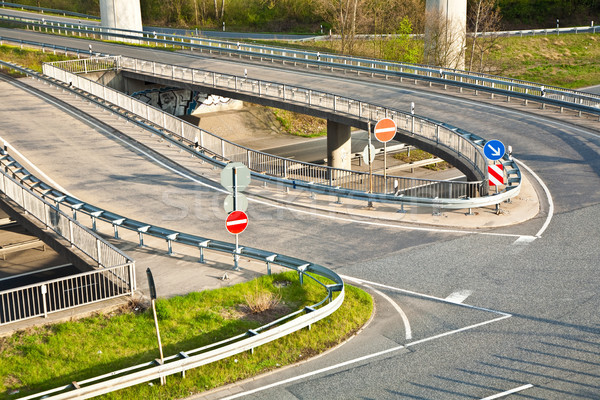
[1,50,520,209]
[0,143,135,326]
[43,57,521,208]
[0,143,345,400]
[3,12,599,119]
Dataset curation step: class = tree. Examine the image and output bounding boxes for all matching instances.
[382,16,421,63]
[468,0,502,72]
[314,0,364,54]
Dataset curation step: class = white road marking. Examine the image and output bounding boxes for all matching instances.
[480,384,534,399]
[219,314,512,400]
[364,284,412,340]
[514,158,554,238]
[445,290,473,304]
[512,235,537,245]
[341,275,511,316]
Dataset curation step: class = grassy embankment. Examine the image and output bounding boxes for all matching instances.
[1,272,372,399]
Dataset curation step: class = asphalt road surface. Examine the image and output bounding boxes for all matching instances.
[0,28,598,399]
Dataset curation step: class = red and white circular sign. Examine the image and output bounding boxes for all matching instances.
[225,211,248,234]
[374,118,397,143]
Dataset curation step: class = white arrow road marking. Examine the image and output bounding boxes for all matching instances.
[445,290,473,304]
[487,143,501,157]
[364,284,412,340]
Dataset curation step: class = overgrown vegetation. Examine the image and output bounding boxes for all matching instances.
[9,0,600,32]
[488,33,600,88]
[0,271,372,399]
[271,108,327,137]
[0,44,71,74]
[394,148,452,171]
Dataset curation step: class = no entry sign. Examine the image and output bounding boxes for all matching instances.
[374,118,397,143]
[488,164,504,186]
[225,210,248,234]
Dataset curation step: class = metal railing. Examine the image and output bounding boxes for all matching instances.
[0,144,135,326]
[2,12,599,118]
[43,57,500,200]
[1,264,134,325]
[0,143,345,400]
[1,51,521,209]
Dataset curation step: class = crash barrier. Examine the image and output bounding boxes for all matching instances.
[0,142,344,400]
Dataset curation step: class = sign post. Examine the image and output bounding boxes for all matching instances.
[367,121,373,207]
[146,268,165,386]
[221,163,251,270]
[374,118,397,193]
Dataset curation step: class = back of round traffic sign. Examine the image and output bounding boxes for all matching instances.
[374,118,397,143]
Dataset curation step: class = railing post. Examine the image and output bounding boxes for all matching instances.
[96,239,102,267]
[41,284,48,318]
[69,220,74,247]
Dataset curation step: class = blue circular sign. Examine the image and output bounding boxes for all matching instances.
[483,139,505,161]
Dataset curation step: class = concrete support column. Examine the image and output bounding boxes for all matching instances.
[424,0,467,69]
[327,120,352,170]
[100,0,143,42]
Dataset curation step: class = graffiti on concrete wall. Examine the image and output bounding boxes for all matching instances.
[131,87,234,116]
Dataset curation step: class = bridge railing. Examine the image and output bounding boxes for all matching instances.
[43,57,499,205]
[0,144,135,326]
[3,12,598,118]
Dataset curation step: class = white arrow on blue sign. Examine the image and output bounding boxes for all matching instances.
[484,139,505,161]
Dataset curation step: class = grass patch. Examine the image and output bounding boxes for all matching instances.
[394,149,452,171]
[0,272,372,399]
[271,107,327,137]
[487,33,600,88]
[0,44,72,75]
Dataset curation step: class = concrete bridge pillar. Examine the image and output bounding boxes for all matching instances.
[100,0,143,39]
[424,0,467,69]
[327,120,352,170]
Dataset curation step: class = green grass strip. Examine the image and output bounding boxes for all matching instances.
[0,271,372,399]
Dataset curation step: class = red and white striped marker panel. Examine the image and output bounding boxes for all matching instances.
[225,210,248,234]
[488,164,504,186]
[374,118,397,143]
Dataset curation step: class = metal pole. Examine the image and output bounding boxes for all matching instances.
[383,141,387,193]
[151,299,166,385]
[234,234,240,270]
[233,166,238,211]
[367,121,373,196]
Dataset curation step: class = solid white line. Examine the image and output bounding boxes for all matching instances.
[514,158,554,238]
[365,284,412,340]
[219,314,512,400]
[480,384,534,399]
[341,274,511,316]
